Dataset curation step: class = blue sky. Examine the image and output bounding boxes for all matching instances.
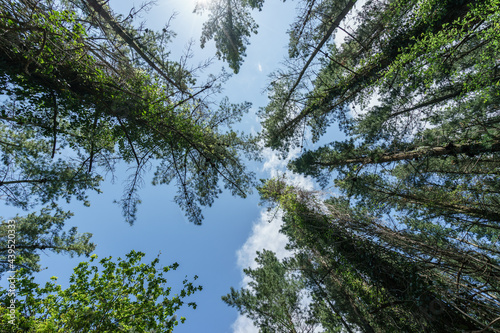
[1,0,301,332]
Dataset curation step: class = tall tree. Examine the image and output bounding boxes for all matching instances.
[257,178,499,332]
[260,0,499,152]
[0,0,259,225]
[197,0,266,73]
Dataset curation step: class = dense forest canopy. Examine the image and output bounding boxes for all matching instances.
[210,0,500,331]
[0,0,499,331]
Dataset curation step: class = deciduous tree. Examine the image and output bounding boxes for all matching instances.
[0,250,201,332]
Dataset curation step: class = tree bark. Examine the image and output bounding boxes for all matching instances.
[315,140,500,167]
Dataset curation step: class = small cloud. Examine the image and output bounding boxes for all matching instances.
[232,315,258,333]
[261,146,300,174]
[261,148,315,190]
[232,209,289,333]
[258,63,262,72]
[237,209,289,274]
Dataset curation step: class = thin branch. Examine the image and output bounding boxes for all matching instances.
[116,117,141,167]
[281,0,356,110]
[51,90,58,158]
[84,0,186,94]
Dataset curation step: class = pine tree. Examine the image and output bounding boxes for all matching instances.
[258,178,499,331]
[0,205,95,275]
[222,250,320,333]
[0,0,259,224]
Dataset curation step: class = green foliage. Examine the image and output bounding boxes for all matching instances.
[197,0,264,73]
[262,0,500,152]
[0,123,103,209]
[0,250,202,332]
[0,0,259,225]
[245,1,500,329]
[0,204,95,275]
[222,250,321,332]
[255,179,499,332]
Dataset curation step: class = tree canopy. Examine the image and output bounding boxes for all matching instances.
[0,0,259,225]
[0,205,95,275]
[219,0,500,331]
[226,178,499,332]
[0,0,253,330]
[0,250,201,332]
[196,0,266,73]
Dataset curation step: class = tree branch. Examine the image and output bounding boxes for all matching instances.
[281,0,356,110]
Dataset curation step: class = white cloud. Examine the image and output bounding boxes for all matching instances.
[237,209,289,274]
[262,147,315,191]
[262,148,286,175]
[231,208,289,333]
[261,146,298,173]
[231,147,316,332]
[232,314,259,333]
[239,146,315,276]
[258,63,263,72]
